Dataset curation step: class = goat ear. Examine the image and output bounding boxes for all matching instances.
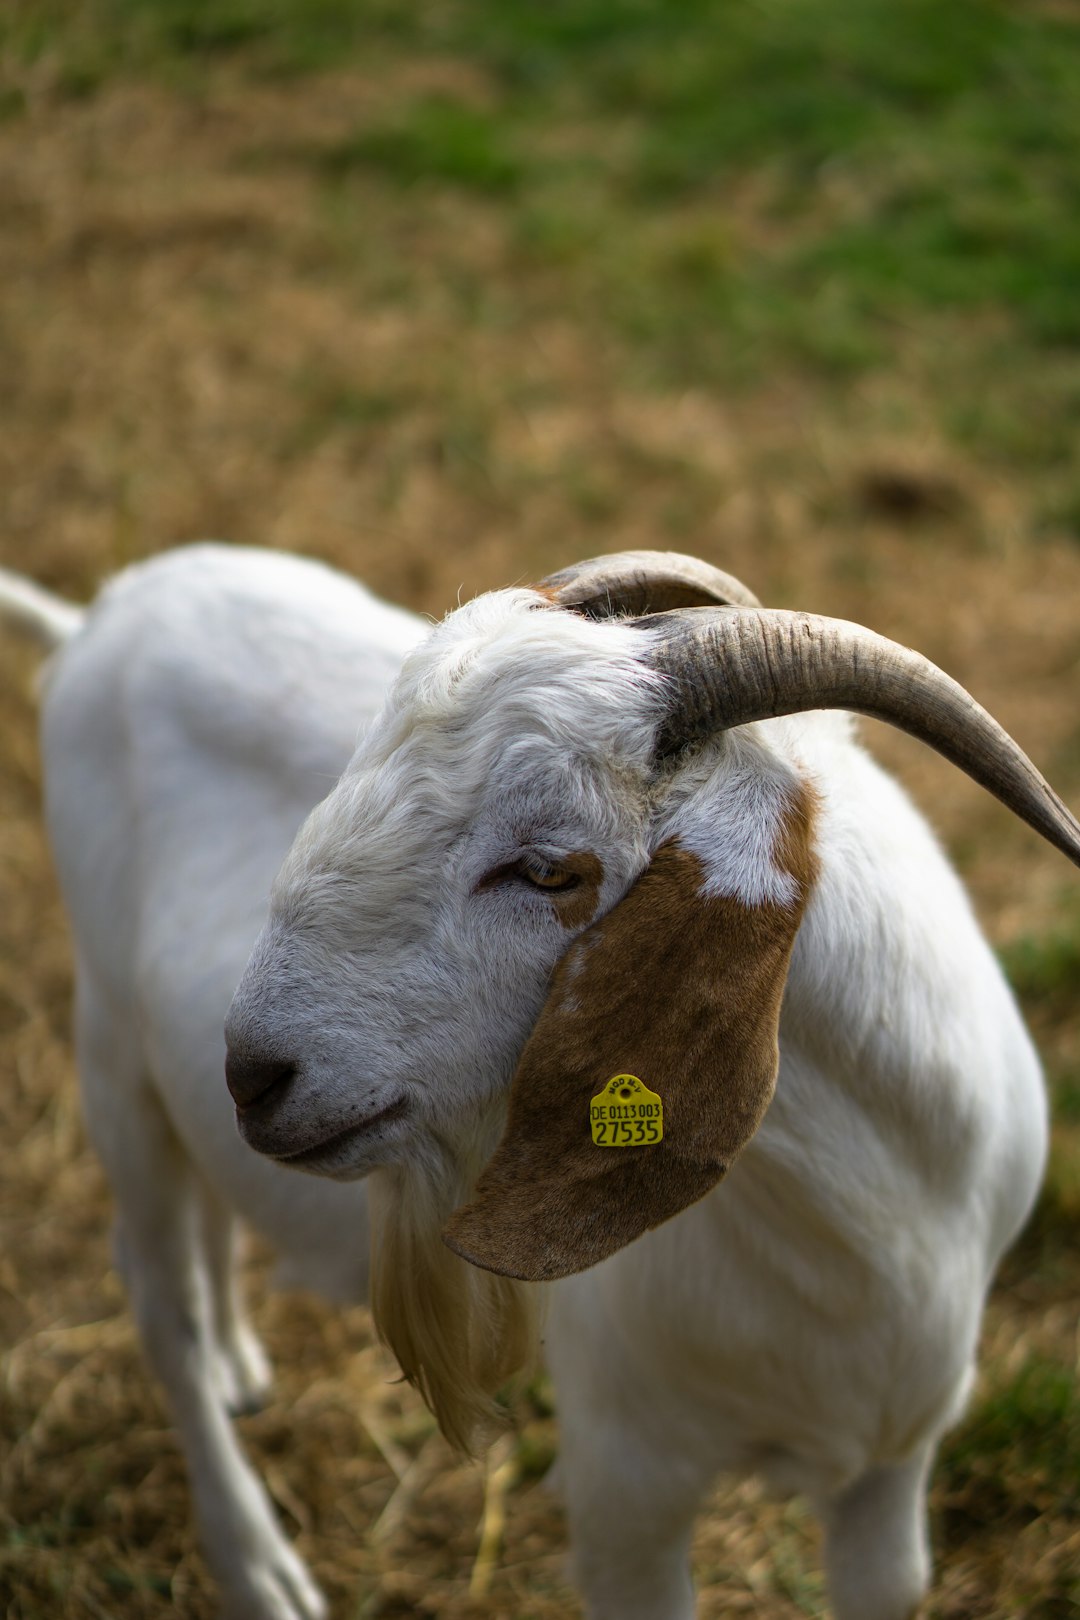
[444,792,816,1282]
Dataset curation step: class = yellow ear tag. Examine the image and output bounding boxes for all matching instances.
[590,1074,664,1147]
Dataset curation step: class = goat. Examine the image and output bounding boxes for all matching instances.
[225,550,1080,1620]
[1,543,425,1620]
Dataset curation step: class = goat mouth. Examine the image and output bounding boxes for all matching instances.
[268,1095,410,1167]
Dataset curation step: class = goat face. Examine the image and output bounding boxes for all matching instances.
[225,583,817,1288]
[224,590,659,1184]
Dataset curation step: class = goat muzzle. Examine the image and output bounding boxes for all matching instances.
[225,1049,298,1111]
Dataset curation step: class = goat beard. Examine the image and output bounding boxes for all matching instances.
[368,1120,541,1456]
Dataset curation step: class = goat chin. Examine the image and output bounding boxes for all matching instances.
[369,1137,540,1455]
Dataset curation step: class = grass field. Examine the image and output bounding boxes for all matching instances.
[2,2,1080,1615]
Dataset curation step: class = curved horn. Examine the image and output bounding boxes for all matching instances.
[540,550,761,618]
[644,607,1080,871]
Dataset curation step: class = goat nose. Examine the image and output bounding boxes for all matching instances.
[225,1049,298,1110]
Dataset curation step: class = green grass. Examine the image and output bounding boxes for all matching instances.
[999,912,1080,1262]
[1001,909,1080,1014]
[7,0,1080,350]
[939,1354,1080,1526]
[314,99,524,195]
[3,0,1079,500]
[1,0,385,83]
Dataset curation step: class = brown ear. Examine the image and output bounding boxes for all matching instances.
[444,796,816,1282]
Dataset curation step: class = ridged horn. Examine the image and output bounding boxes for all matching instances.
[540,550,761,618]
[643,607,1080,871]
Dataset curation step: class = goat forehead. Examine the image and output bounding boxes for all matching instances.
[374,591,665,764]
[268,595,665,921]
[310,593,657,810]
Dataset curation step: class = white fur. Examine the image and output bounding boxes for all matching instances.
[227,586,1048,1620]
[3,544,425,1620]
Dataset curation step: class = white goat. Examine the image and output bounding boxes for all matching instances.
[1,544,424,1620]
[224,551,1080,1620]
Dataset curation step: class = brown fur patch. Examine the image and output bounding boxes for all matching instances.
[444,784,817,1282]
[551,850,605,929]
[775,777,820,894]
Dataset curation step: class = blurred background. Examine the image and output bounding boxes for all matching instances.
[1,2,1079,1614]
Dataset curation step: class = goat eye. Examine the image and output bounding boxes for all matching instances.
[516,856,581,893]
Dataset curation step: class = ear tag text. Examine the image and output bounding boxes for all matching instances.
[590,1074,663,1147]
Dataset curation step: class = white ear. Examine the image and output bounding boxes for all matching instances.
[445,784,818,1281]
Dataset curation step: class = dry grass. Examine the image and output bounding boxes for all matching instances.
[2,42,1080,1620]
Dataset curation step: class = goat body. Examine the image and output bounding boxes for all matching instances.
[4,544,424,1619]
[226,577,1051,1620]
[5,545,1055,1619]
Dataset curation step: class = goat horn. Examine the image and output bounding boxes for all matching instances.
[540,550,761,617]
[644,607,1080,871]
